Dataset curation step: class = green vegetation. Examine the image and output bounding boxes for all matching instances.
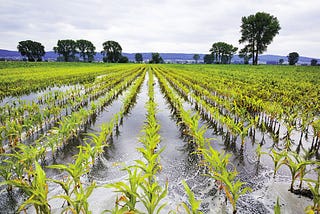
[288,52,300,65]
[17,40,45,62]
[239,12,281,65]
[209,42,238,64]
[0,62,319,213]
[101,40,123,63]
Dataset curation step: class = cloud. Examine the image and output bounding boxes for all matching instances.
[0,0,319,57]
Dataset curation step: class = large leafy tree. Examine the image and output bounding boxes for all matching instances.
[287,52,299,65]
[135,53,143,63]
[210,42,238,64]
[17,40,45,62]
[76,39,96,62]
[101,41,122,63]
[239,12,281,65]
[149,53,164,64]
[53,39,77,62]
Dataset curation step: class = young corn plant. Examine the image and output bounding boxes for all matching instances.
[200,146,251,214]
[274,197,281,214]
[304,174,320,214]
[282,151,313,192]
[48,146,95,213]
[266,149,286,178]
[212,169,251,214]
[4,162,50,213]
[136,69,168,214]
[179,180,203,214]
[104,166,143,213]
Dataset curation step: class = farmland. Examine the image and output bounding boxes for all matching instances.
[0,62,319,213]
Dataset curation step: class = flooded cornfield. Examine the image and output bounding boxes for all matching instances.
[0,63,319,213]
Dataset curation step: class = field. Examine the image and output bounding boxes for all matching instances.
[0,62,319,213]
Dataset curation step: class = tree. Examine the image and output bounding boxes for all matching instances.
[193,54,200,64]
[53,39,77,62]
[135,53,143,63]
[17,40,45,62]
[311,59,318,66]
[203,54,214,64]
[149,53,164,64]
[101,41,122,63]
[239,12,281,65]
[210,42,238,64]
[76,39,96,62]
[238,46,252,64]
[279,58,284,65]
[119,56,129,63]
[287,52,299,65]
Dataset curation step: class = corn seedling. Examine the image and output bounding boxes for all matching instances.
[274,197,281,214]
[282,151,313,192]
[48,146,94,213]
[4,162,50,213]
[179,180,203,214]
[104,166,143,213]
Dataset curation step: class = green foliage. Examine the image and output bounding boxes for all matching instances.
[102,40,123,63]
[180,180,202,214]
[201,147,251,213]
[104,167,143,212]
[149,53,164,64]
[53,39,78,62]
[1,63,320,214]
[48,146,95,213]
[267,149,286,178]
[17,40,45,62]
[119,55,129,63]
[282,151,313,192]
[4,162,50,213]
[238,46,252,64]
[203,54,214,64]
[274,197,281,214]
[210,42,238,64]
[135,53,143,63]
[287,52,299,65]
[304,168,320,213]
[239,12,281,65]
[76,39,96,62]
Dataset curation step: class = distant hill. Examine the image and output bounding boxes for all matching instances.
[0,49,318,64]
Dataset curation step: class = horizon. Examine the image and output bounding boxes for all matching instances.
[1,1,319,58]
[1,49,319,62]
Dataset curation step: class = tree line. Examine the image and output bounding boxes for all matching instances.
[17,39,127,63]
[16,12,317,65]
[17,39,164,64]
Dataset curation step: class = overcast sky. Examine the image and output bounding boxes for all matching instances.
[0,0,319,57]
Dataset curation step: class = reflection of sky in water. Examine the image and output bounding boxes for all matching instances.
[0,73,313,213]
[0,84,81,106]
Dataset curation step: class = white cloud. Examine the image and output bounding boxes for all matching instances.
[0,0,319,57]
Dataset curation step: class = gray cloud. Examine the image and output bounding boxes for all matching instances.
[0,0,319,57]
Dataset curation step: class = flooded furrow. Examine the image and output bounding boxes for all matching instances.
[48,72,150,213]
